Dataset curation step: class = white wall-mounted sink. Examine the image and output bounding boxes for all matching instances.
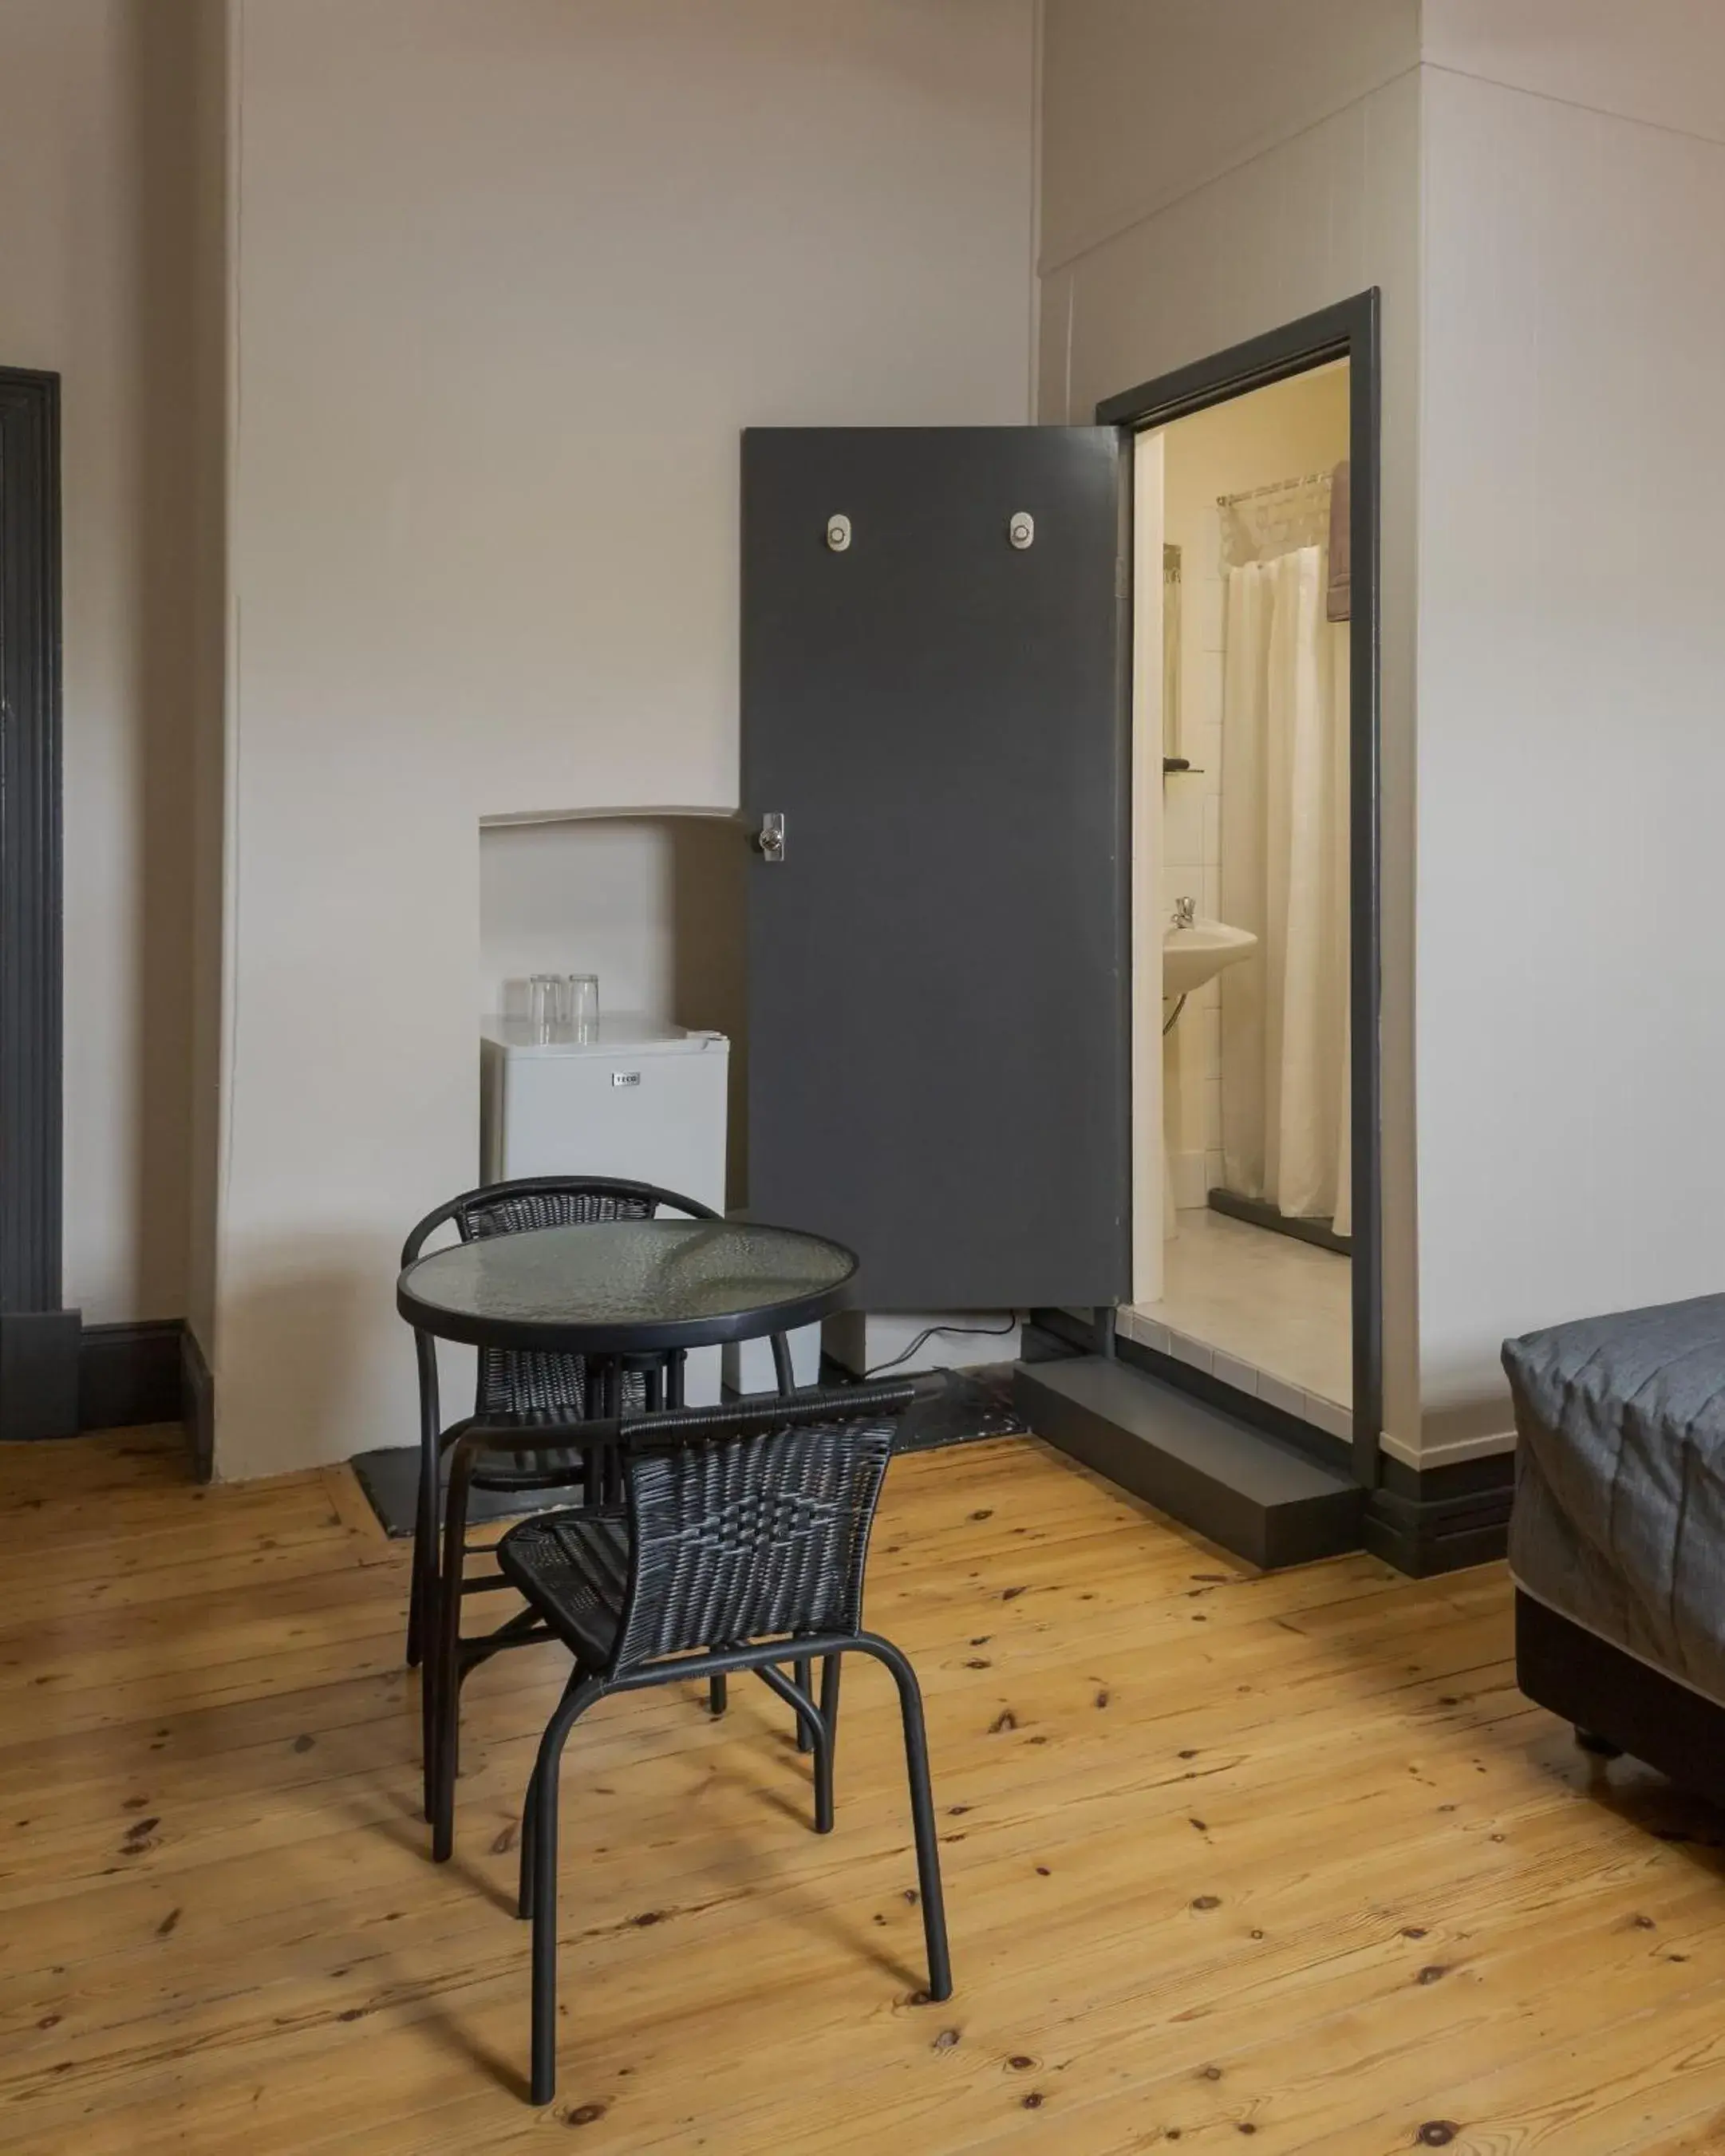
[1163,918,1257,997]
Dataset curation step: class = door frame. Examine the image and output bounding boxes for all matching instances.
[0,367,73,1439]
[1096,291,1383,1488]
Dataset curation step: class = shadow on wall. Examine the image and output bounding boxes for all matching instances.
[119,0,204,1317]
[214,1237,389,1480]
[669,815,748,1210]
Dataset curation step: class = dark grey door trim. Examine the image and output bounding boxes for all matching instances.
[1096,292,1384,1490]
[0,367,76,1438]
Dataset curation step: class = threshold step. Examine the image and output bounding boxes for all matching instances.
[1013,1355,1363,1570]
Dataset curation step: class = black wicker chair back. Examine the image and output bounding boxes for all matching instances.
[615,1411,894,1668]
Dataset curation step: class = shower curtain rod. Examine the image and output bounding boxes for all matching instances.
[1217,468,1334,508]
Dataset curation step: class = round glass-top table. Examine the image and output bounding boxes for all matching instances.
[396,1216,859,1358]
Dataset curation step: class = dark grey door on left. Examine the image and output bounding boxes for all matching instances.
[741,425,1129,1315]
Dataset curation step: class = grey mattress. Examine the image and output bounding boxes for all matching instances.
[1505,1293,1725,1706]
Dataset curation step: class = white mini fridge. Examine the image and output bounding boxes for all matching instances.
[480,1015,730,1404]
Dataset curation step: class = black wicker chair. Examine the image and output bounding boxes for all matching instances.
[442,1381,952,2106]
[402,1175,795,1821]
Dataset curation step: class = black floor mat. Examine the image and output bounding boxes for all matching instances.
[349,1361,1028,1538]
[894,1362,1027,1453]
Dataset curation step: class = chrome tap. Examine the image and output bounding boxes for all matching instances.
[1172,895,1197,930]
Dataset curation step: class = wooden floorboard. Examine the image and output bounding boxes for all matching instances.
[2,1427,1723,2153]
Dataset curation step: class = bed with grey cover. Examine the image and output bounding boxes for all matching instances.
[1505,1292,1725,1798]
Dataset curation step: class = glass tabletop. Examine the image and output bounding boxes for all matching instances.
[397,1217,858,1353]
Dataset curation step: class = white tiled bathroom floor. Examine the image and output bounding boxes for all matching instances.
[1123,1205,1352,1439]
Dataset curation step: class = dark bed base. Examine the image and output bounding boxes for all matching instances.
[1516,1589,1725,1809]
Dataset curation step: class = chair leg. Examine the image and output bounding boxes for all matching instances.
[530,1673,604,2108]
[431,1482,472,1862]
[413,1429,444,1817]
[406,1342,441,1670]
[420,1648,438,1825]
[431,1604,550,1852]
[430,1639,465,1863]
[708,1672,728,1717]
[407,1532,426,1670]
[518,1776,537,1921]
[754,1660,834,1834]
[768,1337,807,1762]
[794,1656,815,1753]
[860,1636,953,2003]
[813,1656,840,1834]
[817,1655,843,1824]
[407,1422,439,1670]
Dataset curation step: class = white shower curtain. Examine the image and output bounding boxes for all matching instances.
[1219,544,1352,1232]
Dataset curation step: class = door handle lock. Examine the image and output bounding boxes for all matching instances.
[753,811,786,863]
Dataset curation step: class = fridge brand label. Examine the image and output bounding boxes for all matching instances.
[613,1071,641,1088]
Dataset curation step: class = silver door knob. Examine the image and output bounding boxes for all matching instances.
[753,812,786,863]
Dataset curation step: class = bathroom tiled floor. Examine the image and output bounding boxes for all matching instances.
[1124,1204,1352,1435]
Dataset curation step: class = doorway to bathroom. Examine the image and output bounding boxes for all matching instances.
[1100,298,1380,1475]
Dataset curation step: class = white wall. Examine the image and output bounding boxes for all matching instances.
[0,0,206,1329]
[1422,0,1725,144]
[211,0,1037,1476]
[1040,0,1419,272]
[480,819,685,1026]
[1038,0,1423,1455]
[1413,28,1725,1446]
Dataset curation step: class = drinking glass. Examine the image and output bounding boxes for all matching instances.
[527,973,562,1040]
[567,973,599,1040]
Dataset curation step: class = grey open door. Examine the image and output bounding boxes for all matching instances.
[741,427,1130,1313]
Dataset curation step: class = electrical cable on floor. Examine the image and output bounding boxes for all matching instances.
[864,1313,1021,1379]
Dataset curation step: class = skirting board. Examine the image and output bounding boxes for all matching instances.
[75,1317,212,1483]
[1362,1456,1514,1579]
[77,1320,185,1432]
[0,1309,81,1439]
[64,1318,210,1484]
